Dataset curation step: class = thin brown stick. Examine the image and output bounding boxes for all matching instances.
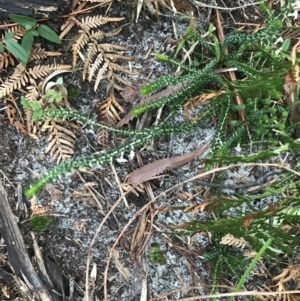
[75,170,104,212]
[84,191,129,301]
[110,162,129,208]
[196,1,265,10]
[214,9,245,122]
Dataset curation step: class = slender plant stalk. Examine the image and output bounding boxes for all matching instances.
[229,237,274,301]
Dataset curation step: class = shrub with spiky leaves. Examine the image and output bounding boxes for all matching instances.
[26,0,295,209]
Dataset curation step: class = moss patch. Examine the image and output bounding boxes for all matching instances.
[67,84,80,100]
[30,215,55,233]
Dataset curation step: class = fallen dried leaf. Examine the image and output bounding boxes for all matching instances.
[126,139,211,184]
[120,85,139,103]
[117,82,186,127]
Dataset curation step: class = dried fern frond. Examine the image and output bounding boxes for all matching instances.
[24,108,38,136]
[273,264,300,286]
[78,16,124,31]
[90,29,106,40]
[0,63,27,97]
[42,119,76,163]
[94,61,109,90]
[82,42,98,79]
[97,43,128,52]
[220,234,249,249]
[69,12,131,93]
[88,53,132,92]
[1,25,25,41]
[0,52,15,69]
[27,64,72,80]
[106,70,132,92]
[72,31,89,68]
[97,92,126,124]
[25,85,39,102]
[30,48,61,60]
[0,64,71,97]
[31,205,52,217]
[88,52,104,82]
[97,128,109,147]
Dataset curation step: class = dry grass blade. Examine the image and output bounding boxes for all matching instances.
[111,249,131,280]
[136,0,144,22]
[126,140,211,184]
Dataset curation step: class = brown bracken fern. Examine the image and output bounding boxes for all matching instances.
[220,234,250,250]
[29,48,61,60]
[42,119,76,163]
[70,14,132,92]
[96,92,126,147]
[97,92,126,123]
[0,52,15,69]
[0,63,71,98]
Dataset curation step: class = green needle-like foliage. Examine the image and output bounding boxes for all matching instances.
[25,111,206,197]
[25,2,299,261]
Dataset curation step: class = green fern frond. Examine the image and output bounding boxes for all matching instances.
[40,108,137,136]
[140,73,186,95]
[25,117,202,197]
[136,73,221,115]
[156,53,192,71]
